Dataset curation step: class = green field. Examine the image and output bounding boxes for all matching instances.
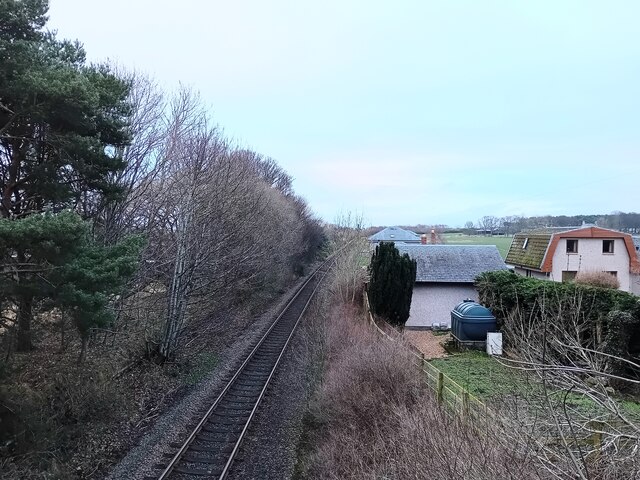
[442,233,512,259]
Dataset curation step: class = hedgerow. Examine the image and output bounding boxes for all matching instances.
[475,270,640,377]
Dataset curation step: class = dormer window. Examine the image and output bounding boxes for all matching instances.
[566,239,578,253]
[603,240,614,254]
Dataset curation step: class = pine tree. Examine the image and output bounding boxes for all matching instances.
[368,242,417,329]
[0,0,133,349]
[0,212,143,360]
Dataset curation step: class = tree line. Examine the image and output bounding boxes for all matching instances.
[466,212,640,235]
[375,212,640,239]
[0,0,324,363]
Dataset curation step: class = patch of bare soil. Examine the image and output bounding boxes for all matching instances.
[402,330,449,359]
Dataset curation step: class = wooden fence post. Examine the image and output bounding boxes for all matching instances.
[590,420,603,457]
[462,391,470,419]
[437,372,444,405]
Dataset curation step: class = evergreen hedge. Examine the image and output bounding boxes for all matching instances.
[475,270,640,377]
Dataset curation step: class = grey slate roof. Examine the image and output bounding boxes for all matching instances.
[368,226,421,243]
[395,245,508,283]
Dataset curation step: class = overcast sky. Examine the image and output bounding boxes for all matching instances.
[47,1,640,227]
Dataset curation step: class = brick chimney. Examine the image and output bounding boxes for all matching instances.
[420,234,427,245]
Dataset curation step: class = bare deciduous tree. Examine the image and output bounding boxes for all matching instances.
[495,299,640,479]
[121,89,324,361]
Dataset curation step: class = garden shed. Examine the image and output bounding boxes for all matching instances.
[394,245,507,329]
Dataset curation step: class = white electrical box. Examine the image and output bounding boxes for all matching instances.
[486,332,503,356]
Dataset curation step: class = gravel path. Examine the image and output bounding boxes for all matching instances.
[402,330,449,359]
[104,272,316,480]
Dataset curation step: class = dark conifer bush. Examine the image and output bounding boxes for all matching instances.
[368,242,417,328]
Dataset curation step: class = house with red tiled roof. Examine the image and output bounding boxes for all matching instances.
[505,226,640,294]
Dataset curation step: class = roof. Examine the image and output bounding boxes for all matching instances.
[505,234,552,270]
[368,226,420,243]
[395,245,508,283]
[506,227,640,273]
[523,226,592,234]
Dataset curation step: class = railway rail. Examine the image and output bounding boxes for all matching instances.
[154,261,331,479]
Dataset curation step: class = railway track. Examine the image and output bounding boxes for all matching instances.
[154,261,330,479]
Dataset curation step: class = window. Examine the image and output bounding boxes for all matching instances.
[562,271,577,282]
[566,239,578,253]
[522,238,529,249]
[603,240,614,254]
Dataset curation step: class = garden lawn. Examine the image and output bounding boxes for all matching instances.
[431,351,640,420]
[430,351,528,399]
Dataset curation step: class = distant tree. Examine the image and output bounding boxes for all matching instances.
[478,216,498,234]
[368,242,417,329]
[501,215,519,236]
[463,221,475,236]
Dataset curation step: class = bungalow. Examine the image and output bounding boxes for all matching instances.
[505,226,640,295]
[395,244,508,329]
[368,226,421,245]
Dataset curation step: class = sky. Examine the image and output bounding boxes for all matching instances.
[47,1,640,227]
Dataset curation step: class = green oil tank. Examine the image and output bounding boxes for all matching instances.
[451,300,496,341]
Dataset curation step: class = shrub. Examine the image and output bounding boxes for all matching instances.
[368,242,416,328]
[304,305,538,479]
[475,270,640,376]
[575,270,620,289]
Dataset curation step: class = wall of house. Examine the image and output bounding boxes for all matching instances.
[513,266,549,280]
[549,238,632,291]
[631,274,640,296]
[406,283,477,328]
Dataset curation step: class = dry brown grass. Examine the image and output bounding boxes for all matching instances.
[574,270,620,289]
[0,334,178,479]
[303,304,540,480]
